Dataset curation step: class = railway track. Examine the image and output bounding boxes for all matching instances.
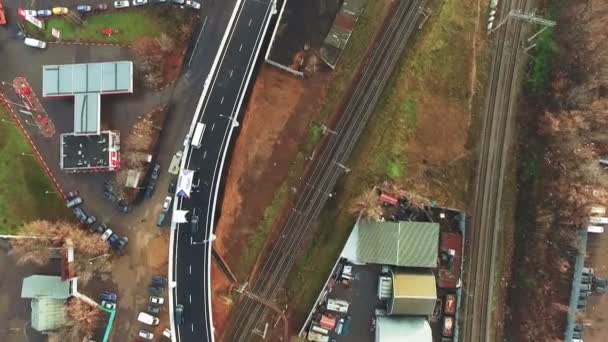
[225,0,427,340]
[460,0,531,340]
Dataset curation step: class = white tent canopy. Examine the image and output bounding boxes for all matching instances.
[172,210,189,224]
[176,169,195,198]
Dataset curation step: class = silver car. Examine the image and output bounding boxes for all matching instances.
[113,0,130,8]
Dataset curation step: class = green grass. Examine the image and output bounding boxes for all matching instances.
[25,9,184,44]
[0,108,68,234]
[526,28,556,97]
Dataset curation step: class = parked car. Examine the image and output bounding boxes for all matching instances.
[168,179,177,194]
[93,223,108,234]
[190,208,200,233]
[152,276,168,288]
[22,9,38,17]
[174,304,184,325]
[101,300,116,310]
[65,190,79,200]
[117,199,131,213]
[138,330,154,340]
[84,215,96,226]
[114,236,128,253]
[149,296,164,305]
[156,212,166,227]
[96,3,108,10]
[132,0,148,5]
[107,233,119,247]
[76,5,92,13]
[162,196,172,211]
[101,228,113,241]
[594,276,608,287]
[148,286,162,296]
[51,7,68,14]
[66,196,83,208]
[444,294,456,315]
[113,0,130,8]
[184,0,200,9]
[442,316,454,337]
[36,9,52,17]
[163,328,172,338]
[73,207,88,224]
[100,291,117,302]
[147,304,161,315]
[154,0,168,3]
[171,0,184,4]
[137,312,159,326]
[103,189,117,203]
[24,37,47,49]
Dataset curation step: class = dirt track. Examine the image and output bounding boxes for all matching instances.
[459,0,532,341]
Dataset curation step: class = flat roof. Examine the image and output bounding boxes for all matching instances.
[60,132,119,171]
[74,93,101,134]
[342,220,440,268]
[42,61,133,96]
[21,275,70,299]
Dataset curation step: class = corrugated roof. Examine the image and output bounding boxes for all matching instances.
[343,220,439,268]
[31,297,67,332]
[21,275,70,299]
[375,316,432,342]
[390,271,437,316]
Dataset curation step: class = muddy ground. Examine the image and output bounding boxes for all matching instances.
[211,65,330,337]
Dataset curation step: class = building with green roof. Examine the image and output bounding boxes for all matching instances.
[342,220,440,268]
[21,275,71,333]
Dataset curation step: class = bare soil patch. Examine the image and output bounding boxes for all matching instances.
[212,65,329,338]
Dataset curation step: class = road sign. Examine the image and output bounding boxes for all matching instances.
[51,28,61,39]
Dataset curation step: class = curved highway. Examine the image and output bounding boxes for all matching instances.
[169,0,277,341]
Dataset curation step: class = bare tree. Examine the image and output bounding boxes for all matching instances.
[350,188,382,220]
[53,298,103,340]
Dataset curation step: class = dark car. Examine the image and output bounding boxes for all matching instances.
[174,304,184,325]
[145,163,161,198]
[107,233,119,247]
[190,208,200,234]
[168,180,176,194]
[148,286,162,296]
[73,207,88,223]
[92,223,106,234]
[66,196,83,208]
[103,189,117,203]
[99,291,117,302]
[85,215,96,226]
[114,236,128,253]
[151,276,167,288]
[117,200,132,213]
[65,190,80,200]
[148,305,161,314]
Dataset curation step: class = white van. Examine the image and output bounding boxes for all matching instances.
[137,312,159,326]
[24,37,47,49]
[191,122,206,149]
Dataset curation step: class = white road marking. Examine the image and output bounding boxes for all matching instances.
[189,294,192,303]
[188,16,208,67]
[211,123,215,131]
[239,44,243,52]
[220,96,224,104]
[203,150,207,159]
[248,18,252,26]
[189,265,192,274]
[191,323,194,332]
[229,70,234,78]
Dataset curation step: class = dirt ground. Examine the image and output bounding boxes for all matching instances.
[581,235,608,341]
[211,65,329,338]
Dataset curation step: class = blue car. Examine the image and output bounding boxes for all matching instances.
[99,291,117,302]
[76,5,92,13]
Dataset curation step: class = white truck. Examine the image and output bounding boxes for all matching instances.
[137,312,159,326]
[307,331,329,342]
[327,298,349,313]
[191,122,206,149]
[168,151,183,175]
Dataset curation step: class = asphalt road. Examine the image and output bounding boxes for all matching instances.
[171,0,276,341]
[224,0,427,340]
[459,0,531,341]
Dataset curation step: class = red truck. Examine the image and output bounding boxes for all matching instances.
[0,1,6,25]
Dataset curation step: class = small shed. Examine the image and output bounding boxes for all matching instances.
[389,271,437,316]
